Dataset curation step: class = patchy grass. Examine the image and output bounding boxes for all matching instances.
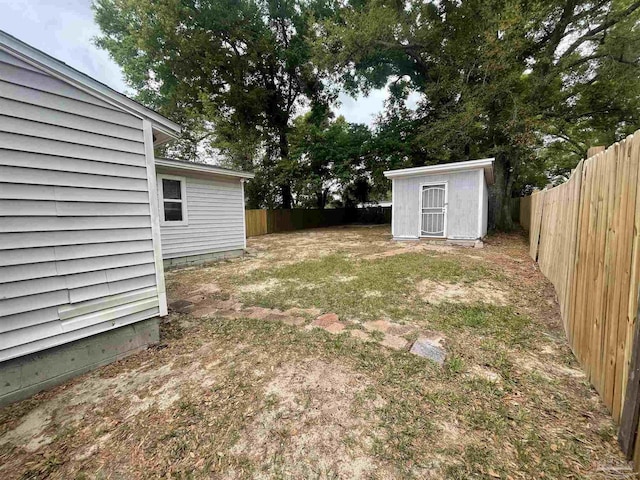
[0,227,630,479]
[234,252,497,322]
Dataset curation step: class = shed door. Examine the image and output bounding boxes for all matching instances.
[420,184,447,237]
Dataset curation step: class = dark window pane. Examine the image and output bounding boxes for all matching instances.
[163,179,181,200]
[164,202,183,221]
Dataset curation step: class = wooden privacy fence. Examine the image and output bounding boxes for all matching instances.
[245,207,392,237]
[519,132,640,462]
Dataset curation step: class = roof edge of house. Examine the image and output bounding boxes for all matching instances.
[0,29,181,138]
[155,157,255,179]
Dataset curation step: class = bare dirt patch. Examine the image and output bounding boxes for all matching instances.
[417,279,509,305]
[231,360,383,479]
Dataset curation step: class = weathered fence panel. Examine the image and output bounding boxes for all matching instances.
[519,196,531,231]
[245,207,391,237]
[245,209,268,237]
[520,132,640,464]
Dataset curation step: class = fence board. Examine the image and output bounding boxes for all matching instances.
[518,131,640,468]
[520,196,531,231]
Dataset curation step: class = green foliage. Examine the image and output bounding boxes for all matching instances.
[289,112,374,208]
[318,0,640,228]
[94,0,640,225]
[93,0,336,208]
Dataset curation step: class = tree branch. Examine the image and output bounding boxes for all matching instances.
[559,1,640,60]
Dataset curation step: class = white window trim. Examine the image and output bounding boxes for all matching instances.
[157,174,188,227]
[418,181,448,239]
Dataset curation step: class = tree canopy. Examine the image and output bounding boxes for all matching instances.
[94,0,640,227]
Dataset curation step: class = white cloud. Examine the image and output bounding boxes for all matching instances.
[0,0,128,93]
[333,87,421,127]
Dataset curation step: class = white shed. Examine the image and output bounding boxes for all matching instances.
[384,158,494,242]
[155,158,255,267]
[0,31,180,405]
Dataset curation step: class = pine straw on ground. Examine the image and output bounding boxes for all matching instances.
[0,226,632,479]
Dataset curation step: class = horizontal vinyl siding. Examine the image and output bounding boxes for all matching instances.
[393,169,481,240]
[158,173,245,259]
[0,57,160,362]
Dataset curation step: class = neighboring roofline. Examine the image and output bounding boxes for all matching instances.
[155,157,255,179]
[383,158,495,185]
[0,30,181,139]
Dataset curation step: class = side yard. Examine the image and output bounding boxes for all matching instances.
[0,226,630,479]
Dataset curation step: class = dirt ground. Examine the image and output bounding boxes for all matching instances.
[0,226,633,479]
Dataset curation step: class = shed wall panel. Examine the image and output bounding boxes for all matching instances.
[392,169,481,239]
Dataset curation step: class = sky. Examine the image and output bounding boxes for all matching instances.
[0,0,417,127]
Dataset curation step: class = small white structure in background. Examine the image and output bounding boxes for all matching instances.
[155,158,255,267]
[384,158,494,243]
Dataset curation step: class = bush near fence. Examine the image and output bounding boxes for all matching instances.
[245,206,391,237]
[519,134,640,466]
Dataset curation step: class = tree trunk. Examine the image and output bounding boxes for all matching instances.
[316,189,329,209]
[278,128,293,209]
[489,153,515,231]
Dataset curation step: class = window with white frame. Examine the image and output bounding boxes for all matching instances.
[158,175,188,225]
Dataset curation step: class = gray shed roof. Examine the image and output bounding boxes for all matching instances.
[384,158,495,185]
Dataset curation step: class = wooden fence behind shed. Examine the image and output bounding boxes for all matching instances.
[519,131,640,464]
[245,207,392,237]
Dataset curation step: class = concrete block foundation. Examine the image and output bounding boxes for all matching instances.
[0,318,159,407]
[163,249,244,269]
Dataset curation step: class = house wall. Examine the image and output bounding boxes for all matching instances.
[157,171,246,262]
[0,51,162,364]
[392,169,481,240]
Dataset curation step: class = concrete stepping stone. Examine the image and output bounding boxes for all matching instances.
[380,334,409,350]
[245,306,276,320]
[387,324,416,336]
[324,322,346,334]
[350,330,371,342]
[363,320,390,333]
[306,313,345,334]
[364,320,416,337]
[313,313,340,327]
[410,335,446,365]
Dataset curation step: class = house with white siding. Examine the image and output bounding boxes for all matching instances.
[0,31,252,405]
[155,158,254,267]
[384,158,494,243]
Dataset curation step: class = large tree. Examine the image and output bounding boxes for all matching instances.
[318,0,640,229]
[93,0,333,208]
[289,111,373,208]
